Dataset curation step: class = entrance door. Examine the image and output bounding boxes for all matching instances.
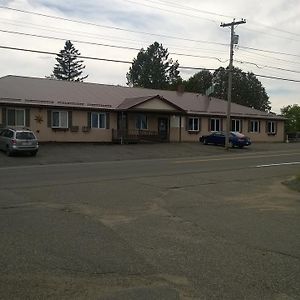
[158,118,169,141]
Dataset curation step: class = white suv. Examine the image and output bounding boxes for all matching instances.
[0,128,39,156]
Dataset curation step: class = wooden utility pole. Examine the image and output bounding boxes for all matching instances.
[220,19,246,149]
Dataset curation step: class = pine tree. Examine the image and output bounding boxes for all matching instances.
[52,40,88,81]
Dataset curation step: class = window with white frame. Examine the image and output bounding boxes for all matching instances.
[52,111,68,128]
[210,118,221,131]
[250,120,260,133]
[136,114,147,130]
[267,121,276,134]
[188,117,200,131]
[91,112,106,129]
[7,109,25,126]
[231,119,241,132]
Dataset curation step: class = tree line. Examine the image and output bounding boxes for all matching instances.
[48,40,299,132]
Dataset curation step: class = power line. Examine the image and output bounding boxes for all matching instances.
[0,29,229,63]
[237,48,300,66]
[145,0,233,19]
[4,28,300,72]
[239,45,300,59]
[0,44,299,82]
[0,5,228,47]
[148,0,300,38]
[235,60,300,74]
[123,0,219,24]
[254,74,300,83]
[0,17,229,55]
[2,5,300,60]
[0,45,217,71]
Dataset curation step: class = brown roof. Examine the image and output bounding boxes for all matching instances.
[0,75,283,119]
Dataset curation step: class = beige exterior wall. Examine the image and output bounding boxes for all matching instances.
[0,106,285,143]
[0,106,117,142]
[133,98,178,111]
[175,116,285,143]
[36,108,118,142]
[243,119,285,142]
[127,112,160,132]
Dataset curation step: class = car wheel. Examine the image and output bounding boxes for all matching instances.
[238,145,244,148]
[30,151,38,156]
[203,138,208,145]
[6,147,12,156]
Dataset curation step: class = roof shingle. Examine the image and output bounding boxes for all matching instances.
[0,75,283,119]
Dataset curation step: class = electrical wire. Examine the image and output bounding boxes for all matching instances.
[237,48,300,66]
[235,60,300,74]
[0,29,229,63]
[2,5,300,59]
[122,0,219,24]
[0,44,299,82]
[148,0,300,38]
[0,17,229,55]
[0,45,217,71]
[0,5,228,47]
[239,45,300,59]
[147,0,233,19]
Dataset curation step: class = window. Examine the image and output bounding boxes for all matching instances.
[249,120,260,133]
[188,117,200,131]
[7,109,25,126]
[1,129,13,138]
[91,112,106,129]
[267,121,276,134]
[210,118,221,131]
[231,119,241,132]
[16,132,35,140]
[136,114,147,130]
[52,111,68,128]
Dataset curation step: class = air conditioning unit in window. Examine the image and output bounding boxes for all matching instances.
[82,126,90,132]
[70,126,79,132]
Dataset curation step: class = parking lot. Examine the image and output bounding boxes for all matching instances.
[0,141,299,167]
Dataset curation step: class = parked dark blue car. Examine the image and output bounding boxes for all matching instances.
[199,131,251,148]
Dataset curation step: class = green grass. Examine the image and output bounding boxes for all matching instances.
[283,175,300,192]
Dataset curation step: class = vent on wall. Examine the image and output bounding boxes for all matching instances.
[25,99,54,104]
[87,103,112,108]
[0,97,22,102]
[57,101,85,106]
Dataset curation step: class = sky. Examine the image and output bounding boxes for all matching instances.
[0,0,299,113]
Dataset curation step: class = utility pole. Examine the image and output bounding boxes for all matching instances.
[220,18,246,149]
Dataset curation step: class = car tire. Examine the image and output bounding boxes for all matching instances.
[6,147,12,156]
[203,138,208,145]
[30,151,38,156]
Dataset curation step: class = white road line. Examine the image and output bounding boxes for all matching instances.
[255,162,300,168]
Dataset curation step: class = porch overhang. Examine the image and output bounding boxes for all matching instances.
[117,95,186,114]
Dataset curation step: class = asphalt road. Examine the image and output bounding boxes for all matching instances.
[0,143,299,299]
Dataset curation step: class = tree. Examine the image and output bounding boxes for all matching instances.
[184,70,213,94]
[126,42,181,89]
[212,67,271,111]
[51,40,88,81]
[280,104,300,132]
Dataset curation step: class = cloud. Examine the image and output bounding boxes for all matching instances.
[0,0,299,113]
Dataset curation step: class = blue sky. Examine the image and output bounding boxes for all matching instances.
[0,0,299,113]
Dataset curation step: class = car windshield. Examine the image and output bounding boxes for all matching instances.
[16,132,35,140]
[231,132,245,138]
